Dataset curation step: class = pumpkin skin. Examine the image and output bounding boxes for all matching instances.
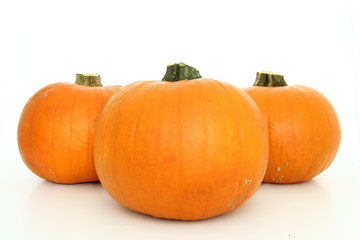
[94,64,268,220]
[244,72,341,183]
[18,74,120,184]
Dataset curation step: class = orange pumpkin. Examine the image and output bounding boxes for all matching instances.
[18,74,121,184]
[244,71,341,183]
[94,63,268,220]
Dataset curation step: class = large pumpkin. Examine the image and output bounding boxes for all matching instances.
[94,63,268,220]
[244,71,341,183]
[18,74,121,184]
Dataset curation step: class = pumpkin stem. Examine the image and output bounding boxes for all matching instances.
[162,62,202,82]
[75,73,103,87]
[254,71,288,87]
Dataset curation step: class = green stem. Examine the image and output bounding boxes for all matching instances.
[254,71,288,87]
[75,73,103,87]
[162,62,202,82]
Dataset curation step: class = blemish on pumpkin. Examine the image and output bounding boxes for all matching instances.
[42,92,48,98]
[64,148,68,153]
[285,163,289,167]
[272,178,280,183]
[276,166,281,171]
[227,200,235,209]
[243,177,255,186]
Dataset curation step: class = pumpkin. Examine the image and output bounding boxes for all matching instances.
[94,63,268,220]
[244,71,341,183]
[18,74,121,184]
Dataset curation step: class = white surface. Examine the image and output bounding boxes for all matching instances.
[1,0,360,239]
[2,160,359,240]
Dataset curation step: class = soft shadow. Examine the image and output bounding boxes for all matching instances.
[251,179,332,224]
[21,177,334,240]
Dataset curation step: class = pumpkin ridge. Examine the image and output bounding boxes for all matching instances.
[266,88,271,158]
[175,82,185,219]
[130,89,147,214]
[210,80,244,213]
[266,87,287,183]
[98,90,135,207]
[104,85,122,93]
[150,84,168,218]
[209,79,259,214]
[140,83,167,214]
[85,90,103,181]
[96,86,107,109]
[121,81,164,212]
[282,87,305,182]
[296,86,340,177]
[66,86,81,181]
[192,80,212,220]
[291,87,322,181]
[26,86,50,180]
[301,87,332,181]
[115,83,153,211]
[37,84,75,180]
[47,89,60,182]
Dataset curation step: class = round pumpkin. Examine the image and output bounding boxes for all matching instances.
[94,63,268,220]
[244,71,341,183]
[18,74,121,184]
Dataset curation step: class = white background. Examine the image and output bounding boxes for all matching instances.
[1,0,359,239]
